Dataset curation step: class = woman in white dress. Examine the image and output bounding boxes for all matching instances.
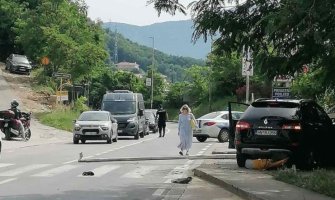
[177,104,196,156]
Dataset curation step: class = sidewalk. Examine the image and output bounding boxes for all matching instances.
[194,144,334,200]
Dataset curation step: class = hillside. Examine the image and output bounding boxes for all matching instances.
[103,20,211,59]
[105,30,206,82]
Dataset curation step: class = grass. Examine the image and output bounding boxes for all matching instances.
[270,168,335,198]
[35,108,80,132]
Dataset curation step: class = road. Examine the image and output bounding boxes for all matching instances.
[0,66,243,200]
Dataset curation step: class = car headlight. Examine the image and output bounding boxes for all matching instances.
[127,117,137,123]
[101,126,109,131]
[74,124,81,131]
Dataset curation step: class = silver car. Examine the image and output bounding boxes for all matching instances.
[73,111,118,144]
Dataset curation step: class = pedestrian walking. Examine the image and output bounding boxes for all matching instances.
[156,105,168,137]
[177,104,196,156]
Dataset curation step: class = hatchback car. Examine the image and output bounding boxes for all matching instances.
[234,99,335,169]
[73,111,118,144]
[193,111,244,143]
[5,54,32,75]
[144,110,158,133]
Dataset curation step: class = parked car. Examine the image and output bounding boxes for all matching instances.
[234,99,335,169]
[5,54,32,75]
[193,111,244,143]
[144,110,158,133]
[73,111,118,144]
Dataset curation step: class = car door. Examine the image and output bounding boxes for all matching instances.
[228,102,249,148]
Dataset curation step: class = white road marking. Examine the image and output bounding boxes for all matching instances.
[79,165,120,177]
[0,178,17,185]
[32,165,78,177]
[122,166,157,179]
[152,188,165,196]
[62,137,156,164]
[0,164,51,177]
[63,160,77,164]
[197,151,205,154]
[0,163,14,168]
[201,148,208,151]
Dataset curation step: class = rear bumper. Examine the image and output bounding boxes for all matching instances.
[240,148,292,157]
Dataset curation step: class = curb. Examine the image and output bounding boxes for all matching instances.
[193,168,266,200]
[78,154,236,162]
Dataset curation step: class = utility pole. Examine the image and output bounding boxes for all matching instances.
[149,36,155,109]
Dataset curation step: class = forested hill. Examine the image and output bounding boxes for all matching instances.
[105,30,206,82]
[103,20,211,59]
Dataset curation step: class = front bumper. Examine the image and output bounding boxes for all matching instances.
[73,127,111,140]
[117,122,138,136]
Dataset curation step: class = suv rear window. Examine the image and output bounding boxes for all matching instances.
[243,101,300,119]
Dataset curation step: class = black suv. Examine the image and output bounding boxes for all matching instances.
[5,54,32,75]
[234,99,335,169]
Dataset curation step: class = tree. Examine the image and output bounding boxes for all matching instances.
[149,0,335,85]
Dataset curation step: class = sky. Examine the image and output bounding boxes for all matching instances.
[84,0,192,26]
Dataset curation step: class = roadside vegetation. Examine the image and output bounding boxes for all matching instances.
[271,168,335,198]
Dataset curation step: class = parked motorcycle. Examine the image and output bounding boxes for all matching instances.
[0,110,32,141]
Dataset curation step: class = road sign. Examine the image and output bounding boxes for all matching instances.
[41,57,50,65]
[146,78,152,86]
[56,91,69,101]
[52,72,71,79]
[272,87,291,99]
[242,46,253,76]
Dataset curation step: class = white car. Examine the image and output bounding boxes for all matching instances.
[73,111,118,144]
[193,111,244,143]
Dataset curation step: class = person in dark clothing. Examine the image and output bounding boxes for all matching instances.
[9,99,25,136]
[156,105,168,137]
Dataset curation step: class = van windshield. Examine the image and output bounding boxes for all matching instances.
[102,101,136,115]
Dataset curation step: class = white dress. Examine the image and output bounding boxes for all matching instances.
[177,113,194,151]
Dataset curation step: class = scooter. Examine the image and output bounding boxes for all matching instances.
[0,110,32,141]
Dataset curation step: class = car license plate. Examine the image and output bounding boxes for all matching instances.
[193,129,202,134]
[255,130,277,136]
[85,132,97,135]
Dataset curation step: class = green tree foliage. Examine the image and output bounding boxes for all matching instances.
[150,0,335,86]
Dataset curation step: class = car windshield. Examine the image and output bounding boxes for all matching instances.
[199,112,222,119]
[102,101,136,114]
[244,102,300,119]
[78,112,109,121]
[13,56,29,64]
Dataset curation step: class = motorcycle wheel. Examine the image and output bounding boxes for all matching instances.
[24,129,31,141]
[4,128,11,140]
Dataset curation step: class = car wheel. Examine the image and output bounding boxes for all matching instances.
[73,138,79,144]
[134,131,139,140]
[196,136,207,142]
[107,138,112,144]
[236,152,247,167]
[218,129,229,143]
[140,131,144,138]
[9,65,14,73]
[81,139,86,144]
[112,135,118,143]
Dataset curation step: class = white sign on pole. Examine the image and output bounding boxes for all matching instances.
[146,78,152,86]
[242,46,253,76]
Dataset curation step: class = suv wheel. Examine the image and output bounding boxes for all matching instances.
[196,136,207,142]
[218,129,229,143]
[73,138,79,144]
[134,131,139,140]
[140,131,144,138]
[236,152,247,167]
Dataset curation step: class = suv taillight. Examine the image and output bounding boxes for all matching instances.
[282,123,301,131]
[236,121,251,132]
[204,121,216,126]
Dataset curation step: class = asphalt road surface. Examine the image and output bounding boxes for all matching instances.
[0,66,243,200]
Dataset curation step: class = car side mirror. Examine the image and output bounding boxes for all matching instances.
[139,109,144,116]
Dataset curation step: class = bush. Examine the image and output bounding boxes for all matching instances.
[73,96,89,112]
